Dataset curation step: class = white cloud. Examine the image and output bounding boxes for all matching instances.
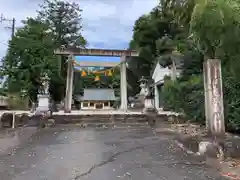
[0,0,158,58]
[0,1,38,58]
[80,0,158,48]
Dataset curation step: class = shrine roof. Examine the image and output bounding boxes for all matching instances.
[82,88,116,101]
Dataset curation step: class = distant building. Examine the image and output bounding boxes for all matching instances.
[75,89,116,109]
[152,59,182,109]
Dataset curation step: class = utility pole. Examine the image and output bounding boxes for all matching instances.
[11,18,15,39]
[0,14,16,40]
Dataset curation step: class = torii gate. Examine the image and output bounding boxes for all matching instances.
[54,47,139,113]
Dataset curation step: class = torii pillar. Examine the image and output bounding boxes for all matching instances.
[64,54,74,113]
[120,56,128,111]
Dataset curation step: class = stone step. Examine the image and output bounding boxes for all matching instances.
[53,122,150,128]
[53,119,147,124]
[112,119,147,123]
[51,115,148,124]
[0,112,184,128]
[55,119,111,124]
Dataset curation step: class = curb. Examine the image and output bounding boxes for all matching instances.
[174,134,227,159]
[174,139,240,180]
[174,140,198,155]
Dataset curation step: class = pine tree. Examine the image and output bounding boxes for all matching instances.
[37,0,87,101]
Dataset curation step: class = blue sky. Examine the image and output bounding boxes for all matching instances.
[0,0,158,66]
[76,56,120,63]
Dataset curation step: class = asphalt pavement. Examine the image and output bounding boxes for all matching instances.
[0,125,227,180]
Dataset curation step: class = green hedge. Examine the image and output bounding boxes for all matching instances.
[163,75,205,124]
[223,73,240,131]
[7,94,29,110]
[163,73,240,131]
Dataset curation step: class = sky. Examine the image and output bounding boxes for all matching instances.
[0,0,158,64]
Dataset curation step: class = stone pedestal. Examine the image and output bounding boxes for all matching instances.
[144,97,157,126]
[144,98,154,109]
[36,94,50,113]
[143,98,155,112]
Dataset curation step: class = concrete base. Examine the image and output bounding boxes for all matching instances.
[143,98,155,113]
[175,135,226,160]
[36,94,50,113]
[198,140,224,160]
[64,110,71,113]
[143,98,158,126]
[144,98,154,109]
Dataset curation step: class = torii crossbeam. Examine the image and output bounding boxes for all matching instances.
[54,47,138,57]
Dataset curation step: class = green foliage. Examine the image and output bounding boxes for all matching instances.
[72,68,121,97]
[72,67,136,98]
[222,69,240,131]
[190,0,240,58]
[38,0,87,100]
[163,75,205,123]
[129,6,180,76]
[2,0,87,104]
[0,88,7,96]
[156,36,175,67]
[162,78,183,112]
[188,0,240,131]
[7,94,28,110]
[161,0,240,131]
[180,48,204,81]
[2,18,58,102]
[128,0,240,132]
[38,0,87,48]
[129,0,190,79]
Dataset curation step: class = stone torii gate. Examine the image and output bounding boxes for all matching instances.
[54,47,139,113]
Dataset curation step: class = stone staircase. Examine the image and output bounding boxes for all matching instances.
[51,114,149,128]
[0,110,182,129]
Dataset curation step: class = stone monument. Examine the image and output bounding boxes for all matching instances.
[35,73,50,114]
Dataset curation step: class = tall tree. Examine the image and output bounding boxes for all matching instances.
[37,0,87,101]
[190,0,240,130]
[190,0,240,60]
[156,35,183,81]
[2,18,58,103]
[38,0,87,47]
[129,0,188,78]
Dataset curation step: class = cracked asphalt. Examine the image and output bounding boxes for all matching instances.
[0,125,227,180]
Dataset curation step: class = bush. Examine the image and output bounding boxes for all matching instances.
[163,71,240,131]
[162,78,184,113]
[7,94,29,110]
[163,75,205,123]
[223,73,240,131]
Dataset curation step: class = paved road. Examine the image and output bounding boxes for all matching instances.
[0,125,227,180]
